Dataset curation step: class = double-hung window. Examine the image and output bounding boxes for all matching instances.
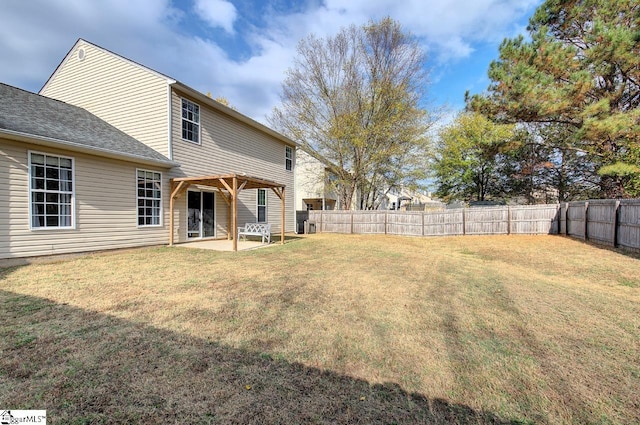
[257,189,267,223]
[29,152,74,229]
[137,170,162,226]
[181,98,200,144]
[285,145,293,171]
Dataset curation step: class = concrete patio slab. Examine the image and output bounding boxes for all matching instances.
[174,239,272,252]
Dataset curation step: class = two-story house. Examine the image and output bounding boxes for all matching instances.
[0,39,296,258]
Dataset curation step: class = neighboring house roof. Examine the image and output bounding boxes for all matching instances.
[0,83,177,167]
[41,38,297,148]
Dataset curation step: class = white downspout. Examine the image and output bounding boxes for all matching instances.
[167,83,174,160]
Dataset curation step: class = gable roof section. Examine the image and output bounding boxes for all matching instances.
[0,83,177,167]
[40,38,176,93]
[41,38,297,148]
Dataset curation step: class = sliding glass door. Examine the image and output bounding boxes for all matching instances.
[187,191,215,239]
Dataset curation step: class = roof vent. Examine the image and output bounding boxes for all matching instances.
[78,48,86,61]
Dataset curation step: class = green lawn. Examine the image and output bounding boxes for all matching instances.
[1,234,639,424]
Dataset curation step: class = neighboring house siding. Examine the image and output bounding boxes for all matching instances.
[295,150,330,210]
[169,89,295,240]
[40,41,170,157]
[0,138,169,259]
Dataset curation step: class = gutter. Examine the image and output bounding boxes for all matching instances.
[167,83,174,160]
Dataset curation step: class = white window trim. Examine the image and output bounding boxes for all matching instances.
[28,150,76,231]
[285,145,293,172]
[136,168,163,228]
[181,97,201,145]
[257,188,267,223]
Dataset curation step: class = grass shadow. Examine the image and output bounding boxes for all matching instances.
[559,235,640,260]
[0,289,522,424]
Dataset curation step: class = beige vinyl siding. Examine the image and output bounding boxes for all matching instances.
[169,89,295,241]
[40,41,170,156]
[0,138,170,259]
[215,192,229,237]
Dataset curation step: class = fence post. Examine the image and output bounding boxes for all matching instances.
[563,203,568,235]
[384,211,387,235]
[462,208,466,236]
[351,211,354,234]
[584,201,589,241]
[613,200,620,247]
[507,206,511,235]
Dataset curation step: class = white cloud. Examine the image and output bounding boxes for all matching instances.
[314,0,539,62]
[193,0,237,33]
[0,0,541,122]
[0,0,182,89]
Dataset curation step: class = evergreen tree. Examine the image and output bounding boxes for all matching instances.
[470,0,640,197]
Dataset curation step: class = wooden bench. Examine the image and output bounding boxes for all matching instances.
[237,223,271,244]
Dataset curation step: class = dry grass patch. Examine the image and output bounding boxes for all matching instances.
[1,234,639,424]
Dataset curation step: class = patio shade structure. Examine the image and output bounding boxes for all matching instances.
[169,174,286,251]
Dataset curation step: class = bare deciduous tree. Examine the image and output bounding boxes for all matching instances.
[270,17,431,209]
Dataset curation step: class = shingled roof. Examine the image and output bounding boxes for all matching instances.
[0,83,176,167]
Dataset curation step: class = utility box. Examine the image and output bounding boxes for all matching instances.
[305,221,316,234]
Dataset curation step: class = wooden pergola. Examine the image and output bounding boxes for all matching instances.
[169,174,286,251]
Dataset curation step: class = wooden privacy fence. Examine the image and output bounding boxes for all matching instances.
[309,204,560,237]
[308,200,640,251]
[560,199,640,251]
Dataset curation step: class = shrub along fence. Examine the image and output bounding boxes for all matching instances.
[308,199,640,251]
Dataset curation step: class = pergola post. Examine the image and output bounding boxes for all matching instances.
[217,179,233,241]
[271,186,286,245]
[169,194,175,246]
[169,180,188,246]
[280,187,285,245]
[232,176,238,252]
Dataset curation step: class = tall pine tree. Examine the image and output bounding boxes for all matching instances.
[470,0,640,197]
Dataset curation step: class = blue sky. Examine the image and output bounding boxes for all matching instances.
[0,0,542,124]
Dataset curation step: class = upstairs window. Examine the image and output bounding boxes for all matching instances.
[181,98,200,144]
[29,152,74,229]
[257,189,267,222]
[285,145,293,171]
